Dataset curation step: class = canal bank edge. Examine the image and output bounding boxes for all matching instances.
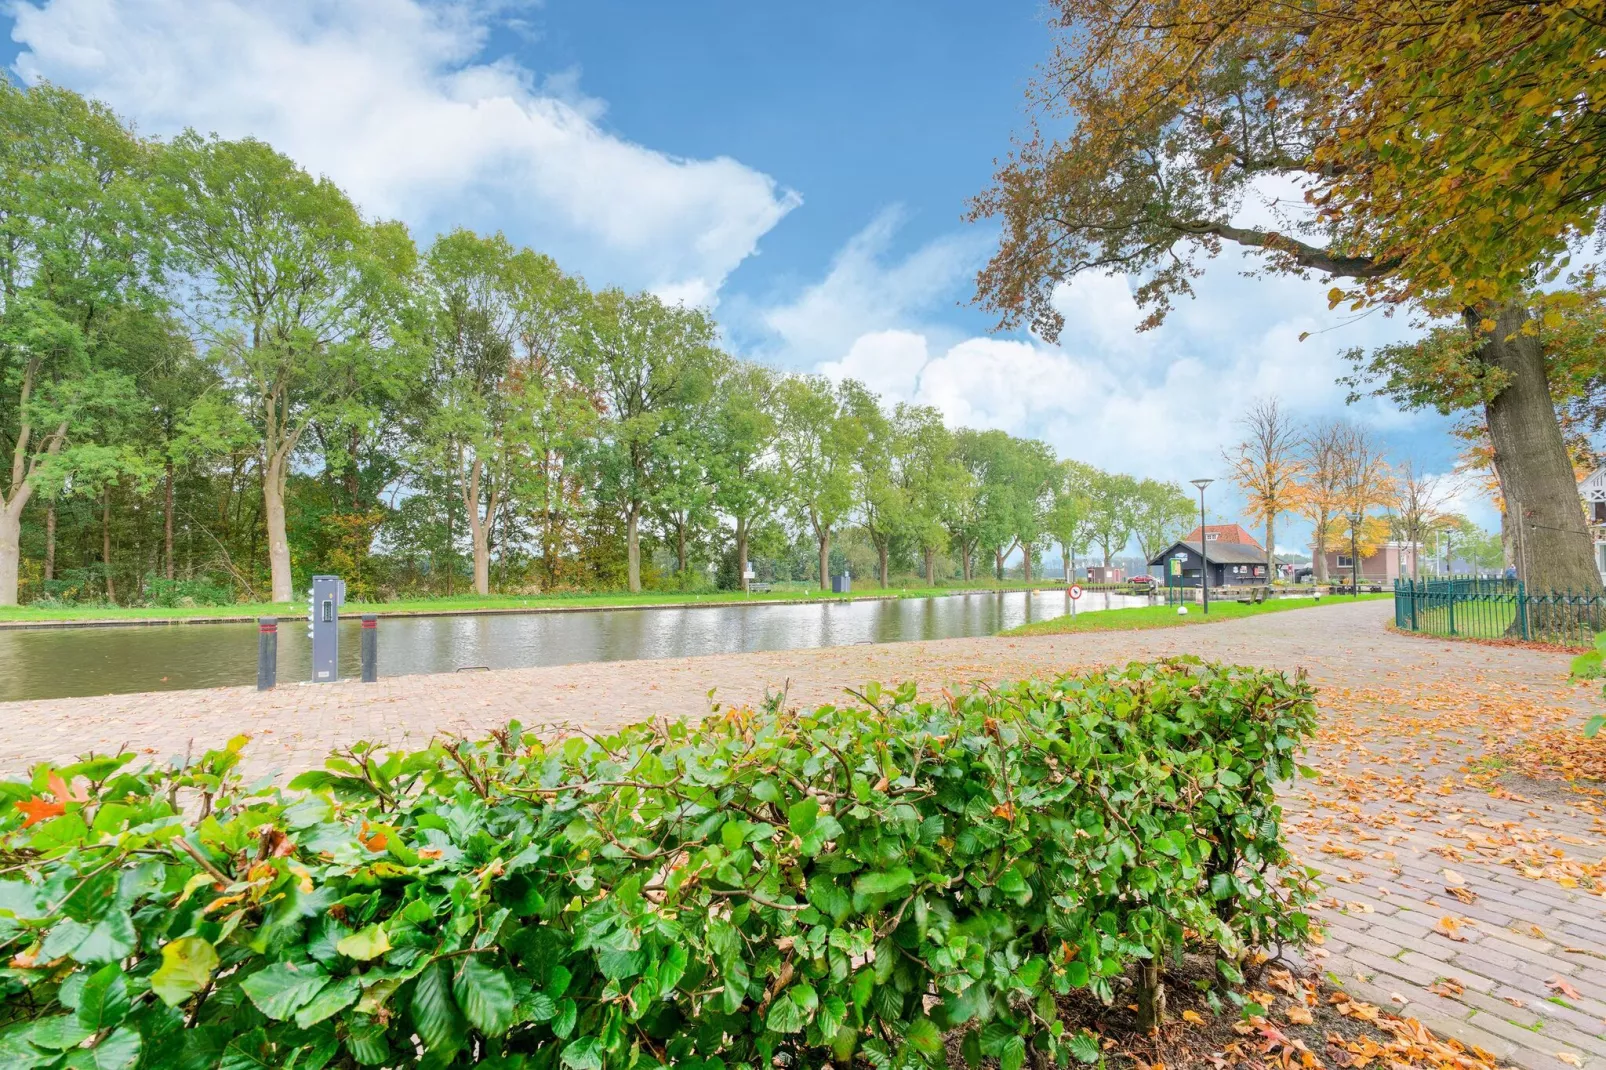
[0,584,1102,631]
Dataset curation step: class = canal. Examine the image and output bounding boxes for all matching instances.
[0,589,1154,702]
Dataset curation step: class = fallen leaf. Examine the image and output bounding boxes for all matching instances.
[1545,976,1582,1001]
[1181,1010,1206,1025]
[1427,979,1465,999]
[1556,1054,1582,1068]
[1433,916,1468,942]
[1441,868,1465,885]
[1285,1006,1313,1025]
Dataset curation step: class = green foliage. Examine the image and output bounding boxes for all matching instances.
[1576,632,1606,739]
[0,659,1316,1068]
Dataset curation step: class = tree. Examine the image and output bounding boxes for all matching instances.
[1045,461,1097,582]
[0,82,156,605]
[895,405,966,585]
[1297,421,1347,582]
[1087,471,1140,569]
[945,430,993,582]
[774,376,864,591]
[970,0,1604,596]
[1331,423,1393,578]
[419,230,578,596]
[708,361,782,591]
[1225,398,1306,578]
[1007,438,1059,584]
[576,290,719,593]
[1391,460,1456,582]
[845,381,903,587]
[1130,479,1195,564]
[161,133,414,602]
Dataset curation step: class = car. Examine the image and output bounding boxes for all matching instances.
[1126,575,1158,591]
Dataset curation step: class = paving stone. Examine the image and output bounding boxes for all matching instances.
[1343,946,1443,988]
[1465,1010,1591,1064]
[1457,987,1544,1029]
[1399,954,1498,993]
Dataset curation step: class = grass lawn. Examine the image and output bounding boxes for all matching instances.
[1003,593,1391,636]
[0,580,1071,625]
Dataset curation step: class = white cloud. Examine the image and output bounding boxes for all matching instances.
[754,207,993,367]
[9,0,800,304]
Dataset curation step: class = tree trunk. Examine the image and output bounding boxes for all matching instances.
[1062,543,1071,583]
[737,521,750,592]
[164,460,175,581]
[627,504,642,593]
[263,455,293,603]
[677,522,688,576]
[924,547,936,585]
[0,498,21,606]
[1469,300,1602,595]
[995,549,1005,581]
[44,501,55,582]
[471,521,490,596]
[878,543,889,587]
[102,487,116,604]
[464,459,493,597]
[817,529,831,592]
[1135,960,1167,1032]
[961,544,973,582]
[1022,544,1033,584]
[1265,512,1275,581]
[1312,516,1328,582]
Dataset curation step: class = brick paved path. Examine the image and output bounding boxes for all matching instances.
[3,600,1602,1066]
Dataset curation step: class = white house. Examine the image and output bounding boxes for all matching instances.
[1579,468,1606,581]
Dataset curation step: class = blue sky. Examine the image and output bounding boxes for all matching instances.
[2,0,1489,546]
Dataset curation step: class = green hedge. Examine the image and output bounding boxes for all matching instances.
[0,657,1318,1070]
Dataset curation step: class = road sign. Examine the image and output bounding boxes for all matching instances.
[1068,584,1083,600]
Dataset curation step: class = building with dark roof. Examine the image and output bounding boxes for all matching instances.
[1148,540,1269,588]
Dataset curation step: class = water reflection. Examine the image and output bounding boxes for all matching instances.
[0,589,1153,702]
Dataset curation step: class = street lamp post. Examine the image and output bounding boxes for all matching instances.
[1348,511,1363,598]
[1191,479,1214,615]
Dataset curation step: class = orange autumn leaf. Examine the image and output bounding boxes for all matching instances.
[46,772,85,803]
[1432,916,1468,942]
[15,798,65,828]
[361,831,388,853]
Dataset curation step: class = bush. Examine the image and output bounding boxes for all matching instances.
[0,658,1317,1069]
[139,575,236,608]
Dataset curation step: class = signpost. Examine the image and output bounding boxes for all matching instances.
[1068,583,1082,618]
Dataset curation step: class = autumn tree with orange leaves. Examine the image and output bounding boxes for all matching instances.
[1297,421,1348,583]
[1225,398,1305,579]
[970,0,1606,595]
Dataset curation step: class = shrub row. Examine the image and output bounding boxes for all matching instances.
[0,657,1318,1069]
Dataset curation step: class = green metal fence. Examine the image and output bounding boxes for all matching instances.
[1393,578,1606,646]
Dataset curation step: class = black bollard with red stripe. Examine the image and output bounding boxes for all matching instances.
[257,618,278,691]
[360,615,378,683]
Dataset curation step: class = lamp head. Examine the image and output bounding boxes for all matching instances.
[1190,478,1214,491]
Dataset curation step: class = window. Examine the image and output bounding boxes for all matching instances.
[1205,532,1220,541]
[1336,555,1353,568]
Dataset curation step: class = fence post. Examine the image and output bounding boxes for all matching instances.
[1410,579,1418,632]
[1448,585,1456,636]
[1518,581,1530,642]
[257,617,277,691]
[360,615,378,683]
